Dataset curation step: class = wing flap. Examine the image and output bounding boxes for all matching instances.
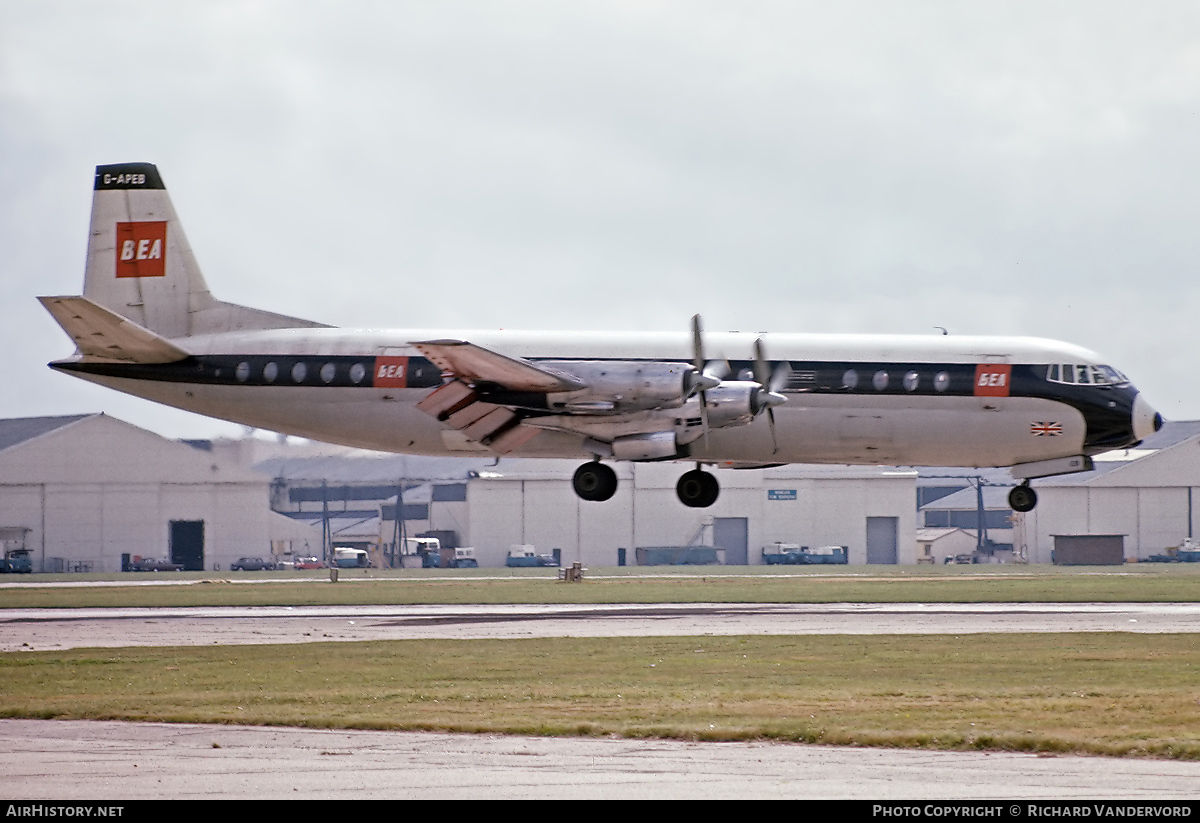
[39,295,190,364]
[410,339,584,393]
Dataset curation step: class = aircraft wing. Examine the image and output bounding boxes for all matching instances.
[39,295,190,364]
[409,339,584,393]
[410,339,590,456]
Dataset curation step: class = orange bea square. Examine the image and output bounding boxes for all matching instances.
[973,364,1012,397]
[373,356,409,388]
[115,221,167,278]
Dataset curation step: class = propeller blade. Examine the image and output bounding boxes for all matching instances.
[753,338,771,387]
[769,361,792,394]
[703,359,731,381]
[685,315,721,396]
[752,337,787,454]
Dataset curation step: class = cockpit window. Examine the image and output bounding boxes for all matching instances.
[1046,363,1129,386]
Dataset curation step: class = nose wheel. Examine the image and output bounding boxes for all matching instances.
[573,462,618,502]
[1008,483,1037,513]
[677,469,720,508]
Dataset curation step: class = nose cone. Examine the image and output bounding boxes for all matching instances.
[1131,393,1164,442]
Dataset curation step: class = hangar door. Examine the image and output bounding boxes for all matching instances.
[865,517,898,564]
[170,520,205,571]
[714,517,748,565]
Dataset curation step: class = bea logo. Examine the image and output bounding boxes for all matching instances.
[973,364,1012,397]
[373,356,409,388]
[115,221,167,278]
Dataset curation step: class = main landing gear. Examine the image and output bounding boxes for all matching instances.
[572,462,721,508]
[676,468,720,508]
[1008,482,1038,513]
[572,462,618,502]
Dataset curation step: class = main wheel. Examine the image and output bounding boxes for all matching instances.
[1008,484,1037,513]
[573,462,618,502]
[677,469,720,508]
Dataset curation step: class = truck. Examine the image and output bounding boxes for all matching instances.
[761,543,848,565]
[762,542,807,565]
[450,547,478,568]
[1,548,32,574]
[400,536,441,568]
[506,545,557,567]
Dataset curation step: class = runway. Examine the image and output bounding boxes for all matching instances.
[3,601,1200,652]
[3,719,1200,800]
[5,602,1200,800]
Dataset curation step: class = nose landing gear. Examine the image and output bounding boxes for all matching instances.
[1008,483,1038,513]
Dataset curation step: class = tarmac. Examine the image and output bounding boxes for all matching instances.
[3,600,1200,799]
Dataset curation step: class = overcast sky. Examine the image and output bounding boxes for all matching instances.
[4,1,1200,440]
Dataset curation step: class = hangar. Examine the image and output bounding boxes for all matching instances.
[8,410,1198,571]
[459,460,918,567]
[1017,421,1200,562]
[0,414,305,572]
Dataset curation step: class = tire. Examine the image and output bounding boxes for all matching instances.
[573,462,618,502]
[677,469,719,508]
[1008,484,1037,513]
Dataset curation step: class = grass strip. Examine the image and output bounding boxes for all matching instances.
[2,633,1198,759]
[3,565,1200,608]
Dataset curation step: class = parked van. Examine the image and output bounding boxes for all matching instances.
[333,548,370,568]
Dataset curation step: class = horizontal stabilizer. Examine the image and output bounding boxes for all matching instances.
[410,339,585,393]
[39,295,190,364]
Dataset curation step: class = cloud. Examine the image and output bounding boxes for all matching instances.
[3,1,1200,436]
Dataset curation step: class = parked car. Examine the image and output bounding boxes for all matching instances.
[130,557,184,572]
[230,557,273,571]
[295,556,325,569]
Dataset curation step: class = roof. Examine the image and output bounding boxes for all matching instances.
[915,528,973,542]
[921,484,1014,511]
[1040,419,1200,487]
[0,414,94,453]
[1130,419,1200,451]
[253,454,499,482]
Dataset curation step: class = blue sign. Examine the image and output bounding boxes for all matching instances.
[768,489,797,501]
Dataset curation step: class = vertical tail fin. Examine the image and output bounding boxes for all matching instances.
[85,163,213,337]
[82,163,329,338]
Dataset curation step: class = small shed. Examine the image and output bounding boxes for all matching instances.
[1051,534,1126,565]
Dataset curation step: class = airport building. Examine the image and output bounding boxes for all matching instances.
[0,414,314,572]
[459,460,917,567]
[1016,421,1200,562]
[3,412,1197,571]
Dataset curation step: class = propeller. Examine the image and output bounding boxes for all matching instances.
[688,314,732,444]
[752,338,790,453]
[685,314,723,397]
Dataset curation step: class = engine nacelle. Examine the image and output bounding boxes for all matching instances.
[704,382,761,429]
[541,361,692,413]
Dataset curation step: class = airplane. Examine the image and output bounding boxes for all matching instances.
[40,163,1163,513]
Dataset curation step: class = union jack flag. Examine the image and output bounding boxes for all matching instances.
[1030,421,1062,436]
